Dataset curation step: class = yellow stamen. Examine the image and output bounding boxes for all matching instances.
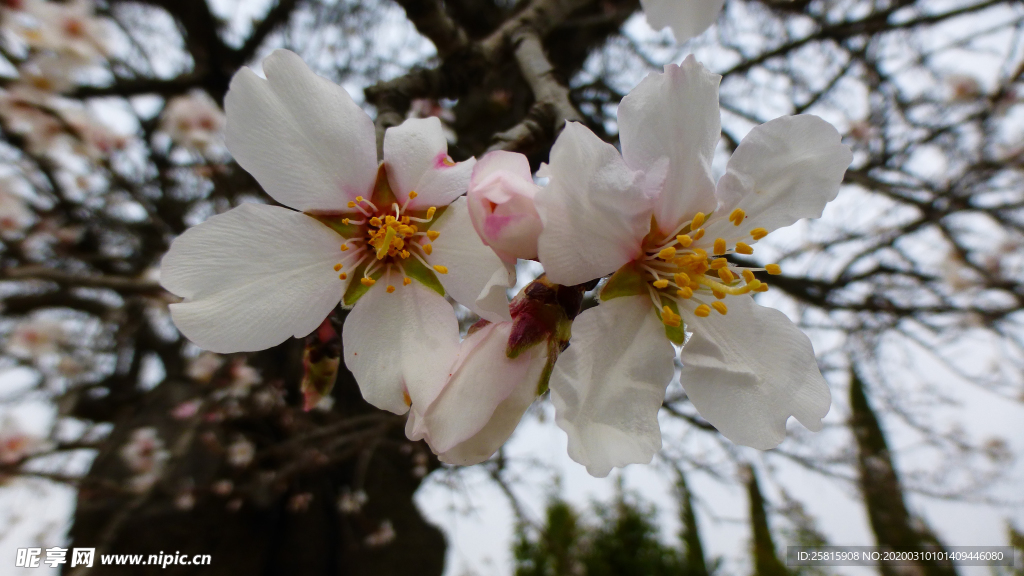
[386,285,396,293]
[340,244,348,251]
[691,228,705,241]
[423,244,433,255]
[713,238,727,255]
[342,218,350,225]
[742,270,755,283]
[433,265,448,274]
[694,304,711,317]
[712,301,728,315]
[334,264,342,271]
[425,207,437,219]
[400,250,410,259]
[347,201,356,208]
[661,306,681,327]
[369,217,382,227]
[735,242,753,255]
[339,273,347,280]
[719,269,736,283]
[765,264,782,275]
[408,191,418,199]
[677,287,693,298]
[750,227,768,240]
[729,208,745,226]
[713,290,726,299]
[676,234,693,247]
[692,248,708,260]
[755,283,769,292]
[361,277,375,286]
[710,258,728,270]
[747,279,763,291]
[355,196,364,202]
[673,273,688,287]
[427,230,440,241]
[691,212,705,229]
[653,279,669,289]
[658,247,677,260]
[403,277,412,286]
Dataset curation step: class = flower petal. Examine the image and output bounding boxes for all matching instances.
[640,0,725,43]
[422,322,545,458]
[678,294,831,449]
[618,56,721,235]
[429,197,515,322]
[709,115,852,238]
[436,372,538,466]
[224,49,377,212]
[383,117,475,209]
[550,295,674,477]
[535,122,651,286]
[342,281,460,414]
[161,203,347,353]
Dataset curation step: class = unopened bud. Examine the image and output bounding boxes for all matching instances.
[467,151,543,263]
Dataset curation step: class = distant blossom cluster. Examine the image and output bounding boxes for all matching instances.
[160,17,852,478]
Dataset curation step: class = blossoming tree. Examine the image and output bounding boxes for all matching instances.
[0,0,1021,573]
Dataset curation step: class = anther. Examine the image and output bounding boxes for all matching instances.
[719,269,736,283]
[765,264,782,275]
[658,247,677,260]
[694,304,711,317]
[403,277,412,286]
[339,273,347,280]
[735,242,753,255]
[408,191,418,199]
[677,287,693,298]
[347,201,356,208]
[370,217,382,227]
[361,277,375,286]
[334,264,342,271]
[386,285,396,293]
[755,283,769,292]
[713,238,727,255]
[713,290,726,299]
[676,234,693,247]
[342,218,350,225]
[691,229,705,241]
[423,244,433,255]
[729,208,745,226]
[742,270,755,283]
[427,230,440,241]
[340,244,349,252]
[653,279,669,289]
[750,227,768,240]
[425,207,436,219]
[712,302,728,315]
[747,279,763,290]
[710,258,728,270]
[433,265,448,274]
[691,212,705,229]
[661,306,681,327]
[355,196,364,202]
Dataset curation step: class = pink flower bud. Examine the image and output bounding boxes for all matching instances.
[467,151,543,263]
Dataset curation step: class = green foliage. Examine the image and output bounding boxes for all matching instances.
[515,482,709,576]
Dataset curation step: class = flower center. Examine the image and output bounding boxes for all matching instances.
[639,209,782,327]
[329,192,446,294]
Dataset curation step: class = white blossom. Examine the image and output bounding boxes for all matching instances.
[538,57,851,476]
